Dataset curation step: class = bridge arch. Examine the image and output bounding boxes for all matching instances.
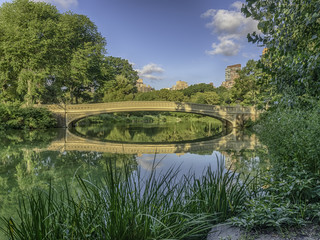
[42,101,258,128]
[67,111,230,129]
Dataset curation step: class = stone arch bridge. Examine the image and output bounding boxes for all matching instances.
[41,101,258,128]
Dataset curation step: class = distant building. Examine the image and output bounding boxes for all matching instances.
[136,79,154,92]
[221,64,241,89]
[171,80,188,90]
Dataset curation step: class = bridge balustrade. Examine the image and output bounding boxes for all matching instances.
[40,101,258,128]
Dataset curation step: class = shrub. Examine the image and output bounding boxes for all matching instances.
[232,98,320,230]
[0,103,57,129]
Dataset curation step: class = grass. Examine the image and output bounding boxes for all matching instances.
[0,159,253,240]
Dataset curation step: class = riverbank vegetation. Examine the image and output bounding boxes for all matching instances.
[231,101,320,230]
[0,103,56,129]
[1,160,253,240]
[230,0,320,233]
[0,129,138,239]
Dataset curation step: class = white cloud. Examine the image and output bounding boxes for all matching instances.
[202,1,259,56]
[138,63,164,75]
[136,63,164,81]
[206,37,240,56]
[231,1,243,11]
[32,0,78,9]
[140,74,163,81]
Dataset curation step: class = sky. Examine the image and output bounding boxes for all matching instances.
[0,0,263,89]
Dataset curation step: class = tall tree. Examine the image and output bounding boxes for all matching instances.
[56,12,106,104]
[94,56,138,102]
[231,59,272,106]
[0,0,61,104]
[103,75,137,102]
[102,56,138,84]
[0,0,107,105]
[242,0,320,96]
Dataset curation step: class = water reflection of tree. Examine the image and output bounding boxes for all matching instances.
[75,120,222,143]
[221,147,269,176]
[0,130,137,234]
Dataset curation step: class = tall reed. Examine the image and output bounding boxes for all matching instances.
[1,159,253,240]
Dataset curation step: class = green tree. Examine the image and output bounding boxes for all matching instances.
[134,89,186,102]
[103,75,137,102]
[190,92,220,105]
[0,0,106,105]
[231,59,272,106]
[242,0,320,97]
[67,42,103,103]
[134,91,156,101]
[94,57,138,102]
[103,56,138,85]
[215,86,232,105]
[182,83,215,97]
[57,12,106,104]
[153,89,185,102]
[0,0,61,104]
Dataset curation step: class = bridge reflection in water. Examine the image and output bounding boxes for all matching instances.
[46,128,260,155]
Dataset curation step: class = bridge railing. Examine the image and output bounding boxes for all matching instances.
[40,101,256,114]
[40,101,259,128]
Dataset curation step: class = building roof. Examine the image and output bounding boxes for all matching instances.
[226,64,241,69]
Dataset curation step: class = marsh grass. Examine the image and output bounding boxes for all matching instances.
[1,159,253,240]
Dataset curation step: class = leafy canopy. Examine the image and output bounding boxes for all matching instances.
[0,0,140,105]
[242,0,320,96]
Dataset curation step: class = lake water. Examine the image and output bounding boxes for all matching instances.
[0,114,267,237]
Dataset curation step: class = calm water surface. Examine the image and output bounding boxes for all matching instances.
[0,116,268,236]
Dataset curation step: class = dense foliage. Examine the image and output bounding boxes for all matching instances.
[227,0,320,232]
[242,0,320,97]
[103,75,137,102]
[0,103,56,129]
[232,101,320,230]
[134,85,233,105]
[231,60,273,107]
[0,0,138,106]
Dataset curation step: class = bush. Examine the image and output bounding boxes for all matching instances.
[232,98,320,230]
[0,103,57,129]
[257,102,320,174]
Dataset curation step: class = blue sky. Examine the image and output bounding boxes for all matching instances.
[0,0,263,89]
